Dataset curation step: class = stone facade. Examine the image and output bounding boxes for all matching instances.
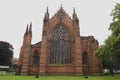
[16,7,103,75]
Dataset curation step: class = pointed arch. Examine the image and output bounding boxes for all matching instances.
[48,23,74,41]
[33,50,40,66]
[82,51,88,64]
[49,25,72,64]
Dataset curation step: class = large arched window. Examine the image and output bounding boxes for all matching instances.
[49,25,72,64]
[82,51,88,64]
[33,50,40,66]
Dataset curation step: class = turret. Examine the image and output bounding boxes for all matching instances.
[39,7,49,75]
[72,8,82,75]
[23,23,32,44]
[72,8,80,37]
[42,7,49,37]
[24,24,28,37]
[29,22,32,37]
[72,8,79,23]
[44,7,49,23]
[21,22,32,75]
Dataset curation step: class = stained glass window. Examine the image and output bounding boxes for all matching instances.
[49,25,72,64]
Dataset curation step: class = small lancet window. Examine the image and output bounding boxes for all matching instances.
[33,50,40,66]
[82,51,88,64]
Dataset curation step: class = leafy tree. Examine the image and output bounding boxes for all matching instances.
[0,41,13,66]
[95,3,120,73]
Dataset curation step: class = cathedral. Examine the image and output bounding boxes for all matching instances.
[16,7,103,75]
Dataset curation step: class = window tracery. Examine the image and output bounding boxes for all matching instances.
[49,25,72,64]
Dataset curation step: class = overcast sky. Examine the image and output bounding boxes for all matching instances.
[0,0,119,58]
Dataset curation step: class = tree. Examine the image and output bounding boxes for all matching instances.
[95,3,120,73]
[0,41,13,66]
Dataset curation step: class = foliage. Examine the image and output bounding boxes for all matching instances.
[0,41,13,66]
[95,3,120,70]
[109,3,120,37]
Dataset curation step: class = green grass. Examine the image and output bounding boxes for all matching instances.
[0,74,120,80]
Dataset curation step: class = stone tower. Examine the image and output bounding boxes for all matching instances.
[16,23,32,75]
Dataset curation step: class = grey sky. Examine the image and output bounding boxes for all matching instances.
[0,0,119,58]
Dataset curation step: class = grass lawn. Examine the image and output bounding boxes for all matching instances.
[0,74,120,80]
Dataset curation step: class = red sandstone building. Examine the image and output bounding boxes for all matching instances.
[16,7,103,75]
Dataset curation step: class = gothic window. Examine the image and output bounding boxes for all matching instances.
[33,50,40,66]
[49,25,72,64]
[82,51,88,64]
